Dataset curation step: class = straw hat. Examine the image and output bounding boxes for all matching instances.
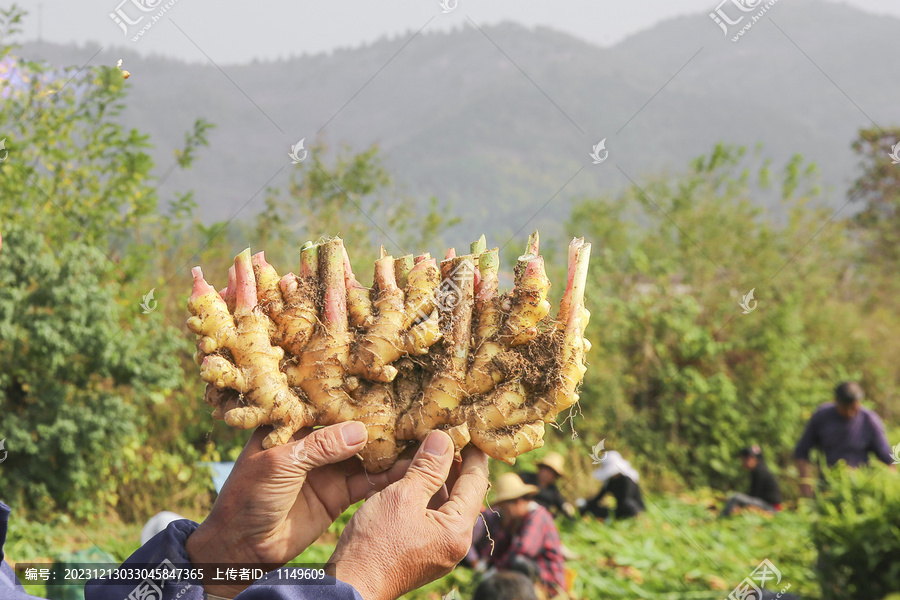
[493,473,539,504]
[537,451,567,477]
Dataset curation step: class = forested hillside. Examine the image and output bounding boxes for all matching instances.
[16,0,899,242]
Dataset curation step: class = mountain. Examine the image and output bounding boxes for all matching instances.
[16,0,898,244]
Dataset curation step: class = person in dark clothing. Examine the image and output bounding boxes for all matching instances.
[721,445,782,516]
[578,451,646,520]
[519,451,576,518]
[794,381,896,497]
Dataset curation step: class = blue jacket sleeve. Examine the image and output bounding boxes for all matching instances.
[84,520,363,600]
[0,501,48,600]
[0,558,44,600]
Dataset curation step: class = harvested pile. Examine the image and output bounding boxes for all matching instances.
[187,233,591,472]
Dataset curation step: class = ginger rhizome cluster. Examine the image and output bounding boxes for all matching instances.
[187,233,591,472]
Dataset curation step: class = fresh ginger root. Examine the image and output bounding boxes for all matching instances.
[187,233,591,471]
[188,250,314,449]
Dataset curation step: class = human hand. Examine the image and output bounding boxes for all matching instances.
[799,482,814,498]
[796,459,815,498]
[328,431,489,600]
[185,422,406,598]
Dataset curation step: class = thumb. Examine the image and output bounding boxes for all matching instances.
[397,431,454,505]
[291,421,368,472]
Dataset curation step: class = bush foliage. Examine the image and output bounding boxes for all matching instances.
[812,464,900,600]
[566,145,897,494]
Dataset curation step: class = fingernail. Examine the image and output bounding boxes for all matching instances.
[423,431,451,456]
[342,422,367,445]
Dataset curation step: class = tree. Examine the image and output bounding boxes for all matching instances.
[0,225,184,516]
[0,4,213,517]
[565,144,865,490]
[255,141,460,277]
[848,126,900,279]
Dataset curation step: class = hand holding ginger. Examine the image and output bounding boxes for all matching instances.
[185,422,407,598]
[328,431,490,600]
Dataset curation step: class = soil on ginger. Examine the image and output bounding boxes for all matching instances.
[492,326,565,396]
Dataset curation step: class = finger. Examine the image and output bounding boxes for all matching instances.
[289,426,315,441]
[443,454,464,497]
[395,430,455,506]
[346,457,414,503]
[233,422,318,466]
[232,425,319,475]
[291,421,368,473]
[377,457,414,489]
[345,467,391,503]
[427,484,449,510]
[440,446,489,526]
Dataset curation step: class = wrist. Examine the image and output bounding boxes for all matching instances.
[185,521,254,599]
[330,554,390,600]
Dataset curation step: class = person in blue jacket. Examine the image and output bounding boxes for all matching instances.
[1,422,489,600]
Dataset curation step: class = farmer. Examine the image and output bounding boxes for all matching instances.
[0,425,489,600]
[519,451,576,518]
[467,473,567,595]
[794,381,896,497]
[579,451,645,520]
[473,571,538,600]
[720,445,782,516]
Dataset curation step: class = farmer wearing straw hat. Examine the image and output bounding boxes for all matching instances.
[520,452,577,519]
[466,473,567,594]
[578,451,645,520]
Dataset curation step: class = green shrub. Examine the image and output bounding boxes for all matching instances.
[811,463,900,600]
[0,224,183,518]
[568,145,868,493]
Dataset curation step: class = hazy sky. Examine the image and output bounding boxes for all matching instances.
[17,0,900,64]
